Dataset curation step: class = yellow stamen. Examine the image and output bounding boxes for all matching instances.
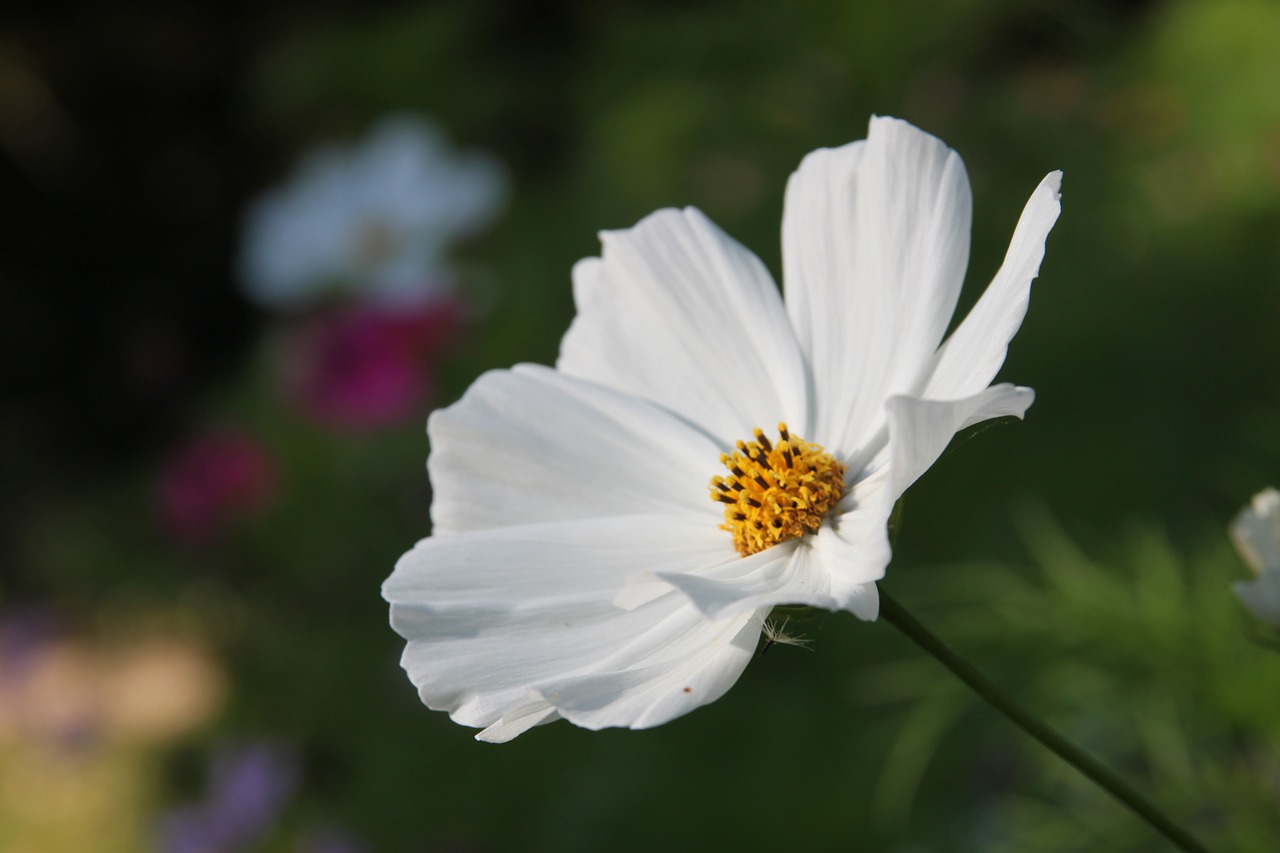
[709,423,846,557]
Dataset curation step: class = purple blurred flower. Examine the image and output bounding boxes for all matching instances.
[157,429,277,544]
[0,605,59,689]
[283,297,464,431]
[297,827,371,853]
[157,742,298,853]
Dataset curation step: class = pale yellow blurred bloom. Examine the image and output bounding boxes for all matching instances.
[0,625,224,853]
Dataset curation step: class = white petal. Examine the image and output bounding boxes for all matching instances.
[428,364,721,535]
[353,115,506,243]
[366,250,450,306]
[557,207,810,444]
[238,176,346,307]
[885,384,1035,500]
[655,534,875,619]
[477,702,560,744]
[817,496,893,589]
[383,514,759,737]
[1230,488,1280,628]
[923,172,1063,399]
[238,116,505,310]
[845,579,879,621]
[1230,487,1280,577]
[1234,575,1280,628]
[654,540,816,618]
[534,607,766,731]
[655,535,885,622]
[783,116,973,452]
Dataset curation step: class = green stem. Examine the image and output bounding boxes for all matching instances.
[878,590,1209,853]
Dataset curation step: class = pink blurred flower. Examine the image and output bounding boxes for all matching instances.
[157,430,277,544]
[283,297,463,431]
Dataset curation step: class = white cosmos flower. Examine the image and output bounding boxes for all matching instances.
[239,115,506,310]
[1230,487,1280,626]
[383,116,1062,742]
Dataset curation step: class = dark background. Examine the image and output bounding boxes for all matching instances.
[4,1,1280,850]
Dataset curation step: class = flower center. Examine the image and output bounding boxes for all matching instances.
[709,423,846,557]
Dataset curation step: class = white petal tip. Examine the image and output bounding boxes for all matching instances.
[815,522,890,587]
[840,580,880,621]
[867,113,930,136]
[1005,385,1036,419]
[1039,170,1064,202]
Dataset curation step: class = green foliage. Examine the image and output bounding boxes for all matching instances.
[886,509,1280,851]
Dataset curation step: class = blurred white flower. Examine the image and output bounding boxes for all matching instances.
[1230,487,1280,626]
[239,115,506,310]
[383,116,1061,741]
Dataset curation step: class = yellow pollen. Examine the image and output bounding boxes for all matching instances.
[709,423,846,557]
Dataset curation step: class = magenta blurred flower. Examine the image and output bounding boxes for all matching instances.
[157,430,277,544]
[283,297,463,431]
[156,741,298,853]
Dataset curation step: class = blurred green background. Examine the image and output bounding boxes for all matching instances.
[4,0,1280,850]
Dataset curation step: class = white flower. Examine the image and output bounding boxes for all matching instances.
[383,116,1062,742]
[1230,487,1280,626]
[239,115,506,310]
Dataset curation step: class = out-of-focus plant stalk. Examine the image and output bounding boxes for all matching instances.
[878,590,1209,853]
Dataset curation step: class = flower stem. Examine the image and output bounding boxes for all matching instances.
[877,589,1208,853]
